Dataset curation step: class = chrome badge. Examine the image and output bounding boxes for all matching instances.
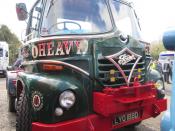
[105,48,142,86]
[118,53,136,65]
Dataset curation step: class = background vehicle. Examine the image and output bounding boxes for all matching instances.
[161,29,175,131]
[158,51,175,73]
[0,41,9,76]
[15,0,167,131]
[6,58,22,112]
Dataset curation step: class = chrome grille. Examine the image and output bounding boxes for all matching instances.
[97,57,146,87]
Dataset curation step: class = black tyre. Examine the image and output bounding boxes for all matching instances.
[8,95,16,112]
[157,89,165,99]
[2,70,6,78]
[16,90,31,131]
[125,122,141,129]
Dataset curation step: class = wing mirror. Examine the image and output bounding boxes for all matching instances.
[163,29,175,50]
[16,3,28,21]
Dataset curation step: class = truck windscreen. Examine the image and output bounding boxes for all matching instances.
[110,0,141,39]
[41,0,112,35]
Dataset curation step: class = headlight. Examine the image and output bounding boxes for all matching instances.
[155,80,164,90]
[59,90,76,109]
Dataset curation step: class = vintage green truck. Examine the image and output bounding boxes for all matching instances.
[15,0,167,131]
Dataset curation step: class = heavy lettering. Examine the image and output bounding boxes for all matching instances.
[55,41,65,55]
[38,43,46,57]
[63,41,73,55]
[47,41,54,56]
[75,41,81,54]
[32,45,38,59]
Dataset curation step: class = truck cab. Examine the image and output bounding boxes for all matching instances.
[15,0,167,131]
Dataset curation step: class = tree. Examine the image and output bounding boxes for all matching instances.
[150,40,166,60]
[0,25,22,64]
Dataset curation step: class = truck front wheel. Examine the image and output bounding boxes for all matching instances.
[8,95,15,112]
[16,90,31,131]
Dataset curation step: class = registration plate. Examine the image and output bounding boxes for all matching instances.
[113,111,139,125]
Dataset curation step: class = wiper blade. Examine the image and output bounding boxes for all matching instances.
[46,0,55,17]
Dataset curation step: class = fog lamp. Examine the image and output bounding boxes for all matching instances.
[55,107,63,116]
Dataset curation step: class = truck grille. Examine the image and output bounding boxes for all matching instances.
[97,57,146,87]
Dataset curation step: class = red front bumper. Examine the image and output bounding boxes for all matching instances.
[32,83,167,131]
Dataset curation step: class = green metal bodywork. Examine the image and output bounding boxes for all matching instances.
[18,62,93,123]
[16,0,163,124]
[17,36,150,123]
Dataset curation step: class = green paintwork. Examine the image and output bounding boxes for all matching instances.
[18,35,150,123]
[18,64,94,123]
[16,0,162,124]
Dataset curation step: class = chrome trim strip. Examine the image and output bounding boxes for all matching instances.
[128,56,141,83]
[99,73,145,80]
[102,79,144,87]
[106,57,128,85]
[106,47,141,58]
[105,48,142,86]
[23,60,89,76]
[24,32,116,45]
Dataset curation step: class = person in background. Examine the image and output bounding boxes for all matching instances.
[151,60,163,75]
[168,59,172,82]
[150,60,156,70]
[156,61,163,74]
[164,59,172,84]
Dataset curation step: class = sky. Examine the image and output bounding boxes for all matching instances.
[133,0,175,42]
[0,0,175,42]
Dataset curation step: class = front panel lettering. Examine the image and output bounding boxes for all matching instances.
[25,40,83,59]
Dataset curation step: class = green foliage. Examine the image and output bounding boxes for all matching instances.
[150,40,166,60]
[0,25,22,64]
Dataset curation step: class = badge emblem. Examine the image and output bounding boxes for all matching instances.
[105,48,142,86]
[31,91,43,111]
[118,53,136,65]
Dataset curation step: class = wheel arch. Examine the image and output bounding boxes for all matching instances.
[16,78,29,100]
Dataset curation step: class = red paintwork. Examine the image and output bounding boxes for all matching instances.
[93,82,166,117]
[32,82,167,131]
[12,80,17,87]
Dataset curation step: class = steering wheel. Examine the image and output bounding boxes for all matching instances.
[48,21,81,32]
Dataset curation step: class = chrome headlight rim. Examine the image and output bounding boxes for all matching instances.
[155,80,164,90]
[59,90,76,109]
